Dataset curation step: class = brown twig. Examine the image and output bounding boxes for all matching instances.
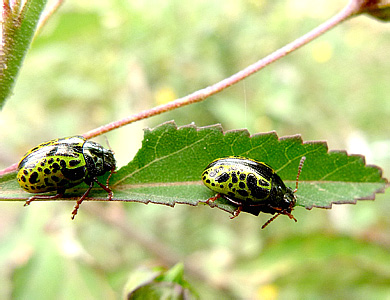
[83,1,361,140]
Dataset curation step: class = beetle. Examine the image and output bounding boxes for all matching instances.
[17,136,116,219]
[202,156,305,228]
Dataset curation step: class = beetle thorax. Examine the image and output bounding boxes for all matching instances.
[82,141,116,177]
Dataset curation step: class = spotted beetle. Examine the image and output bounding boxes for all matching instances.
[17,136,116,219]
[202,156,305,228]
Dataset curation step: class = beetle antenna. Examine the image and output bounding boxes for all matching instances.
[294,156,306,193]
[103,136,115,153]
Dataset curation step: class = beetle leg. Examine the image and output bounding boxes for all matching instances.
[230,205,242,219]
[205,193,221,206]
[24,191,65,207]
[261,205,297,229]
[205,194,244,219]
[105,167,116,189]
[268,205,297,222]
[72,175,115,219]
[71,182,94,220]
[94,178,113,200]
[285,212,297,222]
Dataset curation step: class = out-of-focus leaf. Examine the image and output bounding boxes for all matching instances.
[1,0,48,105]
[7,211,116,300]
[238,233,390,299]
[124,264,198,300]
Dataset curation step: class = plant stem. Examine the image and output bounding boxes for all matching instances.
[83,1,360,139]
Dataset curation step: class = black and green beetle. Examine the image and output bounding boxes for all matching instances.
[202,156,305,228]
[17,136,116,219]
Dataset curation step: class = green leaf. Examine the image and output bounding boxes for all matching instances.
[110,121,387,215]
[0,121,387,219]
[157,263,189,287]
[1,0,48,105]
[124,264,198,300]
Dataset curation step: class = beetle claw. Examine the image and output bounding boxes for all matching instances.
[206,194,220,207]
[230,206,242,219]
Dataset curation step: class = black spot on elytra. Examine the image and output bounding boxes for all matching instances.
[69,159,81,167]
[48,158,54,164]
[60,160,67,168]
[239,173,246,181]
[51,175,60,182]
[247,174,269,199]
[28,172,39,184]
[231,172,238,183]
[228,183,233,188]
[44,168,51,175]
[61,166,85,181]
[52,163,60,172]
[23,170,28,175]
[239,182,246,189]
[46,147,59,157]
[20,175,26,182]
[237,189,249,197]
[215,172,230,183]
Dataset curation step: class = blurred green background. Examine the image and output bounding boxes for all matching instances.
[1,0,390,299]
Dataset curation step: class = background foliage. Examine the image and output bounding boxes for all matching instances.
[1,0,390,299]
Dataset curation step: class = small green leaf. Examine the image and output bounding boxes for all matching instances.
[124,264,198,300]
[157,263,187,286]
